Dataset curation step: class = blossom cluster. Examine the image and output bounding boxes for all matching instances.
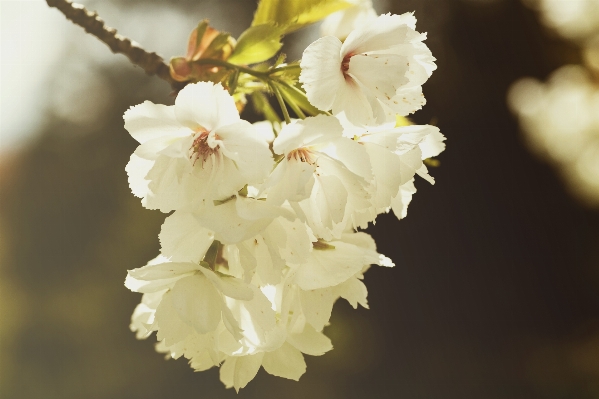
[509,66,599,205]
[510,0,599,205]
[124,6,444,390]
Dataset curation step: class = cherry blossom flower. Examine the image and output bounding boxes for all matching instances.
[300,12,436,126]
[124,82,273,212]
[262,115,372,240]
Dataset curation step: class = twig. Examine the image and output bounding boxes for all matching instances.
[46,0,183,91]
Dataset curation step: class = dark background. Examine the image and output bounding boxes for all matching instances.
[2,0,599,398]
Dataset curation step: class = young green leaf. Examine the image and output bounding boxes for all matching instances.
[252,0,351,34]
[228,24,284,65]
[275,79,322,116]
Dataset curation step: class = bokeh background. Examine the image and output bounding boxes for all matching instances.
[2,0,599,398]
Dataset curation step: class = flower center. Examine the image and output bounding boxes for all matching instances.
[287,148,315,164]
[189,128,219,165]
[341,53,354,78]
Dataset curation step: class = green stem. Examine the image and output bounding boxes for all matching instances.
[271,83,291,124]
[277,82,306,119]
[227,69,240,94]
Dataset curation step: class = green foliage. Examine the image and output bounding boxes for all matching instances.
[251,91,282,124]
[274,78,322,117]
[228,24,285,65]
[252,0,352,34]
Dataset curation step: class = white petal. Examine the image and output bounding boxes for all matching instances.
[170,274,223,334]
[225,286,280,353]
[334,276,369,309]
[198,267,254,301]
[262,342,306,381]
[125,153,152,199]
[331,77,373,126]
[273,115,343,156]
[419,126,446,159]
[287,323,333,356]
[124,101,189,144]
[299,36,345,112]
[321,0,377,40]
[391,86,427,116]
[397,147,424,185]
[342,13,422,55]
[153,290,194,346]
[363,142,402,209]
[390,179,417,220]
[416,163,435,184]
[128,261,199,281]
[174,82,240,131]
[215,121,274,184]
[159,211,214,263]
[219,354,264,391]
[195,199,275,244]
[313,174,348,226]
[262,158,315,204]
[144,154,192,212]
[292,240,370,290]
[299,288,334,331]
[348,53,409,105]
[322,137,372,181]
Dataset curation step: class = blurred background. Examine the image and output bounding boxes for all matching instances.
[2,0,599,398]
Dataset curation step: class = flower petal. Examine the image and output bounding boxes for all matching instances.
[219,354,264,392]
[124,101,189,144]
[170,274,223,334]
[174,82,240,131]
[159,211,215,263]
[262,342,306,381]
[287,323,333,356]
[299,36,345,112]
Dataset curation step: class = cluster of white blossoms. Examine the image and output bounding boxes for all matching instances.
[124,8,444,390]
[509,66,599,205]
[523,0,599,41]
[510,0,599,206]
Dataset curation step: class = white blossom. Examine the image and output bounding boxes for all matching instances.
[300,12,436,126]
[125,257,253,344]
[262,115,372,240]
[124,82,273,212]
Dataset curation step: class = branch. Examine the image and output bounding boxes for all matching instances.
[46,0,184,91]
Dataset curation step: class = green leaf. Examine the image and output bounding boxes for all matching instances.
[228,24,284,65]
[252,0,352,34]
[275,79,322,116]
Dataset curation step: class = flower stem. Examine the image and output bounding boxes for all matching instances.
[270,83,291,124]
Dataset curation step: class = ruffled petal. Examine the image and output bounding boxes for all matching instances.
[124,101,189,144]
[170,274,224,334]
[174,82,240,131]
[299,36,345,112]
[262,342,306,381]
[159,211,215,263]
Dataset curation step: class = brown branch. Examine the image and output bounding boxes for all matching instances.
[46,0,184,92]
